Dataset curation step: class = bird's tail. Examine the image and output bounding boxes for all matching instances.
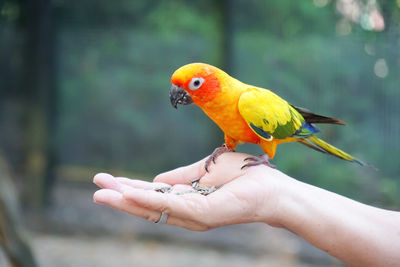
[298,135,366,166]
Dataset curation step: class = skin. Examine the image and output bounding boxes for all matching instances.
[93,152,400,266]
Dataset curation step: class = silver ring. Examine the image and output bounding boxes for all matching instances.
[155,212,168,224]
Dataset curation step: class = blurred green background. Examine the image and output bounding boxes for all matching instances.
[0,0,399,266]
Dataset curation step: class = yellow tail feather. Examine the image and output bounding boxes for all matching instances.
[298,135,365,165]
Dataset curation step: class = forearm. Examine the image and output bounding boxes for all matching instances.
[274,174,400,266]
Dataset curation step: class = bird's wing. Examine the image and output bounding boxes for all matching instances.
[238,87,319,140]
[291,105,346,125]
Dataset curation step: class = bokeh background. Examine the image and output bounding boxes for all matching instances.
[0,0,399,266]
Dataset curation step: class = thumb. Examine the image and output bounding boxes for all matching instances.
[153,157,207,185]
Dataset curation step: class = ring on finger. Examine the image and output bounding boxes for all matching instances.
[154,211,168,224]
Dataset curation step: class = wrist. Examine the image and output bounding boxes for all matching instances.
[253,166,298,227]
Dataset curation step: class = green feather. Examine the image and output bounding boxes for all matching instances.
[270,108,303,139]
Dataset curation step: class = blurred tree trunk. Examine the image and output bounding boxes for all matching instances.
[0,155,38,267]
[22,0,57,208]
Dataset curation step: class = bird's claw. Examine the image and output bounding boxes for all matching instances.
[205,144,234,172]
[241,155,276,169]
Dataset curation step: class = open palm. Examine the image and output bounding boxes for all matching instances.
[93,152,285,231]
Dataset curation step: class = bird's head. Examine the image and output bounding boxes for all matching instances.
[169,63,222,108]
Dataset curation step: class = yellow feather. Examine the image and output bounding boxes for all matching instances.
[238,87,298,136]
[171,63,364,164]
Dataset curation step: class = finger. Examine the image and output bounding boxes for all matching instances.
[116,177,171,190]
[93,173,141,193]
[94,189,161,222]
[93,173,122,191]
[122,187,208,222]
[94,173,171,193]
[154,157,207,184]
[116,178,194,194]
[93,188,122,204]
[94,189,209,230]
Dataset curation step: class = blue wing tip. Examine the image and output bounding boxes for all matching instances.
[249,123,272,140]
[292,123,321,138]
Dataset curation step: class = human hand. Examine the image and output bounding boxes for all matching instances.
[93,152,290,231]
[94,152,400,265]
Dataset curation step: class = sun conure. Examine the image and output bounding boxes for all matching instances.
[169,62,365,170]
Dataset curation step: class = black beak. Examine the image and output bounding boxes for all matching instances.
[169,84,193,109]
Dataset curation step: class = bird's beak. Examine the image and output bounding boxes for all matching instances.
[169,84,193,109]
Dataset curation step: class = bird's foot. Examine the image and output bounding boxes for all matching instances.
[241,154,276,169]
[205,144,234,172]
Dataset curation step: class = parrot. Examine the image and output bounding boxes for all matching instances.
[169,62,365,170]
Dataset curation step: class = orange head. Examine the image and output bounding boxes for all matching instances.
[169,63,222,108]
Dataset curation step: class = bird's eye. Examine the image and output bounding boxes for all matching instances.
[188,77,204,91]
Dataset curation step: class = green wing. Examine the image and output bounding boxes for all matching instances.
[238,87,315,140]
